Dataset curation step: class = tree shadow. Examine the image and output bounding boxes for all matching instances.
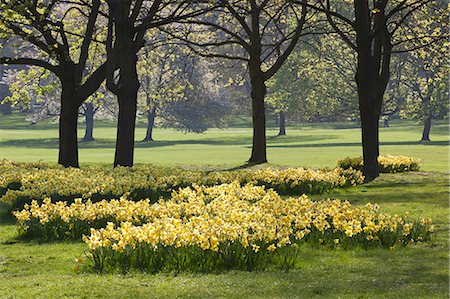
[0,134,447,150]
[325,175,449,208]
[0,134,337,149]
[267,140,449,148]
[222,162,262,171]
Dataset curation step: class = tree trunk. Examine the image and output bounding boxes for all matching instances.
[114,78,139,167]
[384,117,389,128]
[107,0,141,167]
[421,117,431,141]
[143,106,156,142]
[82,102,95,142]
[355,60,380,182]
[278,111,286,136]
[352,0,393,182]
[359,104,380,182]
[113,52,139,167]
[58,90,80,168]
[248,64,267,164]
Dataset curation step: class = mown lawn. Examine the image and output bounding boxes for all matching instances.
[0,114,448,297]
[0,172,448,298]
[0,113,448,171]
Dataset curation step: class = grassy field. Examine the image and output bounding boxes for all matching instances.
[0,172,448,298]
[0,113,448,171]
[0,113,448,298]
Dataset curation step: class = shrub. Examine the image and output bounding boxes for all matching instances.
[337,155,420,173]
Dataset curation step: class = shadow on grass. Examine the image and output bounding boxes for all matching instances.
[0,134,338,149]
[222,162,262,171]
[0,136,448,150]
[267,140,449,148]
[0,203,16,225]
[338,190,450,209]
[325,174,449,209]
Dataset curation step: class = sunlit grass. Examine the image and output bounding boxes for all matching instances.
[0,114,448,171]
[0,114,448,297]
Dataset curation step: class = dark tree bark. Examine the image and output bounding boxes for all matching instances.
[108,0,141,167]
[248,62,267,164]
[421,117,431,141]
[113,53,139,167]
[57,64,106,167]
[358,99,380,181]
[82,102,95,142]
[278,111,286,136]
[59,86,81,168]
[143,106,156,142]
[354,2,378,181]
[57,57,106,167]
[353,0,391,182]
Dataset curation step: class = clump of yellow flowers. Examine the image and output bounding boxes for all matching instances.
[14,182,433,273]
[1,160,364,210]
[337,155,420,173]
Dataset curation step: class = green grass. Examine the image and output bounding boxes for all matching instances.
[0,113,448,171]
[0,114,448,297]
[0,172,448,298]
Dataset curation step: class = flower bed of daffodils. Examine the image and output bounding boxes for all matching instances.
[337,155,420,173]
[14,183,433,273]
[0,160,363,210]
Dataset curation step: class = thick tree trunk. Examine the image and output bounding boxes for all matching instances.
[58,90,80,168]
[107,0,141,167]
[355,59,380,182]
[354,0,386,182]
[278,111,286,136]
[421,117,431,141]
[82,102,95,142]
[113,52,139,167]
[114,81,139,167]
[359,104,380,181]
[248,64,267,164]
[143,106,156,142]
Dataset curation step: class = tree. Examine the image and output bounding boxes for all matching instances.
[2,67,115,141]
[79,86,115,142]
[105,0,206,167]
[158,59,232,133]
[137,37,191,141]
[398,4,449,141]
[299,0,446,181]
[167,0,313,163]
[1,67,60,123]
[266,34,359,135]
[382,57,406,127]
[0,0,107,167]
[0,59,12,115]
